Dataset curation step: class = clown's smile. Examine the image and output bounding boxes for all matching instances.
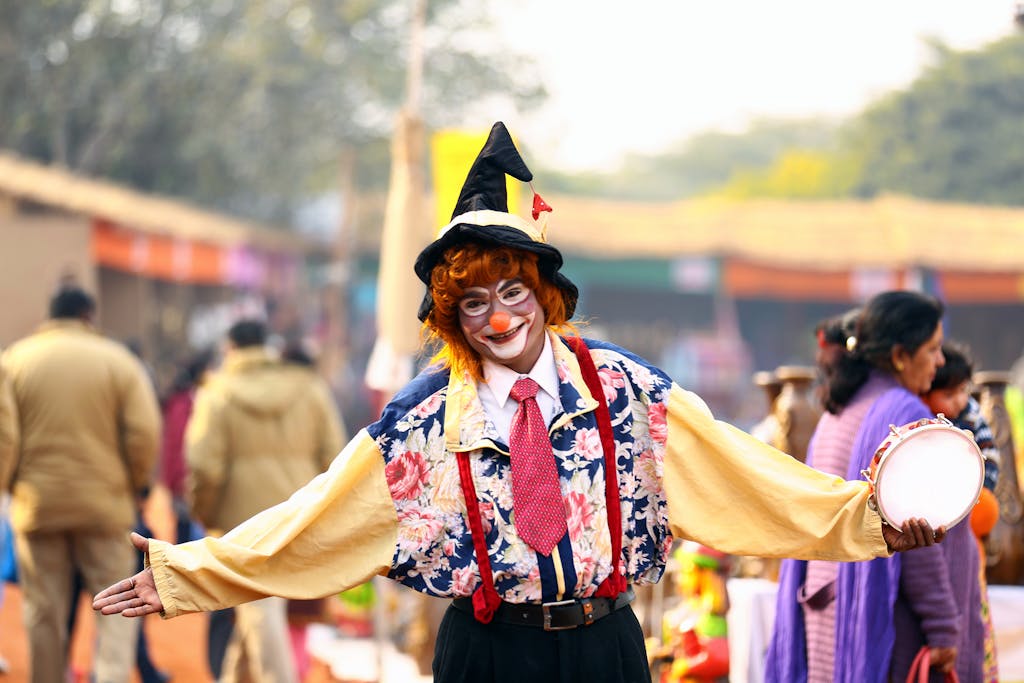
[486,321,525,342]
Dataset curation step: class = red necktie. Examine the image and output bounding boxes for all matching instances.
[508,377,567,556]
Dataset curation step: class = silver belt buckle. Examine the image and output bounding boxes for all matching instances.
[541,599,578,631]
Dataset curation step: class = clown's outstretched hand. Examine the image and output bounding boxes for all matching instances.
[882,517,946,553]
[92,532,164,617]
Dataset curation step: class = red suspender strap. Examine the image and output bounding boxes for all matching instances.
[456,451,501,623]
[566,336,627,597]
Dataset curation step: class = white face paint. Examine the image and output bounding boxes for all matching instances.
[458,278,546,373]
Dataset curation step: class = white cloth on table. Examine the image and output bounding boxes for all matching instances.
[727,578,778,683]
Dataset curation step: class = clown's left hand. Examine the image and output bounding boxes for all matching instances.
[882,517,946,553]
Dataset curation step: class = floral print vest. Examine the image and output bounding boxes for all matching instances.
[367,335,673,603]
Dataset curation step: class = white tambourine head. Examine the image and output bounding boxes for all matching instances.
[873,424,984,530]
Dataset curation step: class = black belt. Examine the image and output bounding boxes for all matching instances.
[452,588,635,631]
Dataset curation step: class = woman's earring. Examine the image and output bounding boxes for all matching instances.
[895,361,905,372]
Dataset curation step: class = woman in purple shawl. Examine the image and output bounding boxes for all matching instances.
[766,290,984,683]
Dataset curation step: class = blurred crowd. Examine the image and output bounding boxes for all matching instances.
[0,285,362,683]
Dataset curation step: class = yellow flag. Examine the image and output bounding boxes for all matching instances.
[430,128,522,235]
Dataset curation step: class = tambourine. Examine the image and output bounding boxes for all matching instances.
[862,416,984,530]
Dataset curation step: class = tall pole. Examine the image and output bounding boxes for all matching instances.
[364,0,430,402]
[321,146,355,393]
[406,0,427,112]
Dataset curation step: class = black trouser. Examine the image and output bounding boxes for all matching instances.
[432,602,650,683]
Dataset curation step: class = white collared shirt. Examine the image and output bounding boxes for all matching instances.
[478,333,562,444]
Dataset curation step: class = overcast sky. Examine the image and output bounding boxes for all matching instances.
[464,0,1019,171]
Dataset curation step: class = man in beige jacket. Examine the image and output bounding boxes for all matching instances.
[2,287,160,683]
[186,318,344,683]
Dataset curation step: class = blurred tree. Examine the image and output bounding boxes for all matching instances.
[841,33,1024,205]
[713,149,858,199]
[538,117,840,200]
[0,0,545,224]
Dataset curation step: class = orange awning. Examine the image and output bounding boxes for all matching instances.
[91,219,226,284]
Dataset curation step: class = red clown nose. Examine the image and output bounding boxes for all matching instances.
[489,310,511,333]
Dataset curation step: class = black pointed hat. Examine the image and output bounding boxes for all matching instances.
[414,122,578,322]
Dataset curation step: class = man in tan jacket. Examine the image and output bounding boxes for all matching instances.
[186,318,344,683]
[2,287,160,683]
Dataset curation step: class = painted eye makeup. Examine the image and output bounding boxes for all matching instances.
[457,281,532,317]
[497,285,530,307]
[458,297,489,317]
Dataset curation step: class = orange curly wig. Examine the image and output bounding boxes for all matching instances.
[423,243,577,380]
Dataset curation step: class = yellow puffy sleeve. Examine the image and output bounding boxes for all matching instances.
[663,384,889,561]
[149,429,398,618]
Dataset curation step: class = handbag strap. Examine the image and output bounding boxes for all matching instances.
[907,646,961,683]
[907,647,930,683]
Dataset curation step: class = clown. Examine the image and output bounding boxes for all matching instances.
[94,122,946,683]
